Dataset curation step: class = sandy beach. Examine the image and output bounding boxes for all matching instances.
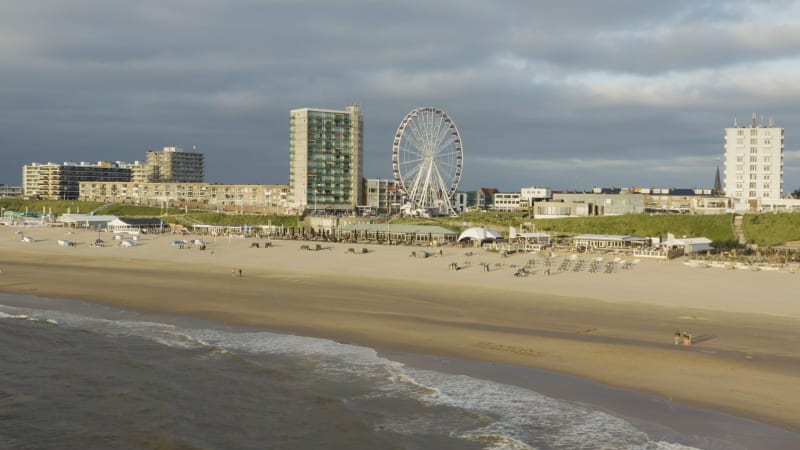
[2,225,799,433]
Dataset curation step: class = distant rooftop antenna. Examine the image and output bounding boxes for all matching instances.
[751,112,757,127]
[769,117,774,127]
[734,117,738,127]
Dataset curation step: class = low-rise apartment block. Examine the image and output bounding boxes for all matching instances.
[79,182,288,214]
[23,161,133,200]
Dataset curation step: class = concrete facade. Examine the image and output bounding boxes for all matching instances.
[23,161,133,200]
[552,192,644,215]
[492,192,522,211]
[79,181,288,214]
[363,178,400,213]
[723,115,784,208]
[145,146,204,183]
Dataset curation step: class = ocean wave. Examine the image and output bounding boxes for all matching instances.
[0,310,58,325]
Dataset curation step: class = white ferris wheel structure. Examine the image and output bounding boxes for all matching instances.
[391,107,464,217]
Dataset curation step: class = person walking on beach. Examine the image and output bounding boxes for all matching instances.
[238,268,242,277]
[232,268,236,277]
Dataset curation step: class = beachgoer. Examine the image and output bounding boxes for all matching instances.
[238,268,242,277]
[232,268,236,277]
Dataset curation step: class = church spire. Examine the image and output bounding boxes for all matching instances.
[713,159,722,196]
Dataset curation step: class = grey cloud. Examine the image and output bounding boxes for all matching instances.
[2,0,800,194]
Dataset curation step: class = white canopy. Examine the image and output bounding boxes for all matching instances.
[458,227,504,242]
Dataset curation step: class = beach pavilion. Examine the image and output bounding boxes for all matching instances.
[108,217,167,234]
[571,234,651,253]
[658,233,714,256]
[340,223,458,245]
[57,214,118,229]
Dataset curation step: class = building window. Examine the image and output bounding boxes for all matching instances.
[750,165,757,171]
[737,129,744,136]
[750,147,757,153]
[736,156,744,162]
[750,173,757,180]
[749,182,757,188]
[764,156,771,162]
[763,166,770,172]
[765,138,771,145]
[750,156,758,162]
[749,191,757,198]
[763,183,770,190]
[737,138,744,145]
[750,138,757,145]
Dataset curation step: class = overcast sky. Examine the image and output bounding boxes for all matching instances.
[3,0,800,192]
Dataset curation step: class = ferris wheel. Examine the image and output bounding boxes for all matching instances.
[391,107,463,216]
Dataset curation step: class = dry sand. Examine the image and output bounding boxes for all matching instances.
[2,225,800,431]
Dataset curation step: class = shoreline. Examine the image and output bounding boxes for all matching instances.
[2,226,800,434]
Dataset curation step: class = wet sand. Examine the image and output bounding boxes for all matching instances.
[1,226,799,433]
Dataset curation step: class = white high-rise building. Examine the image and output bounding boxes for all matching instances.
[723,114,784,205]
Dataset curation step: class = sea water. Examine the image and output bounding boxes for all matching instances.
[0,293,792,450]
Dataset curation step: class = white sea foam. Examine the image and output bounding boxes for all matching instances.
[0,311,29,320]
[0,310,59,325]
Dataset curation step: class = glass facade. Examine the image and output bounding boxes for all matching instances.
[289,105,363,211]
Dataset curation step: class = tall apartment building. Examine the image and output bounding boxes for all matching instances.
[22,161,132,200]
[723,115,784,205]
[145,146,204,183]
[289,105,363,212]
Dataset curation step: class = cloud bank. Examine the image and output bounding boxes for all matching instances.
[2,0,800,192]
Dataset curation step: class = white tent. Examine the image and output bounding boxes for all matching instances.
[458,227,504,243]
